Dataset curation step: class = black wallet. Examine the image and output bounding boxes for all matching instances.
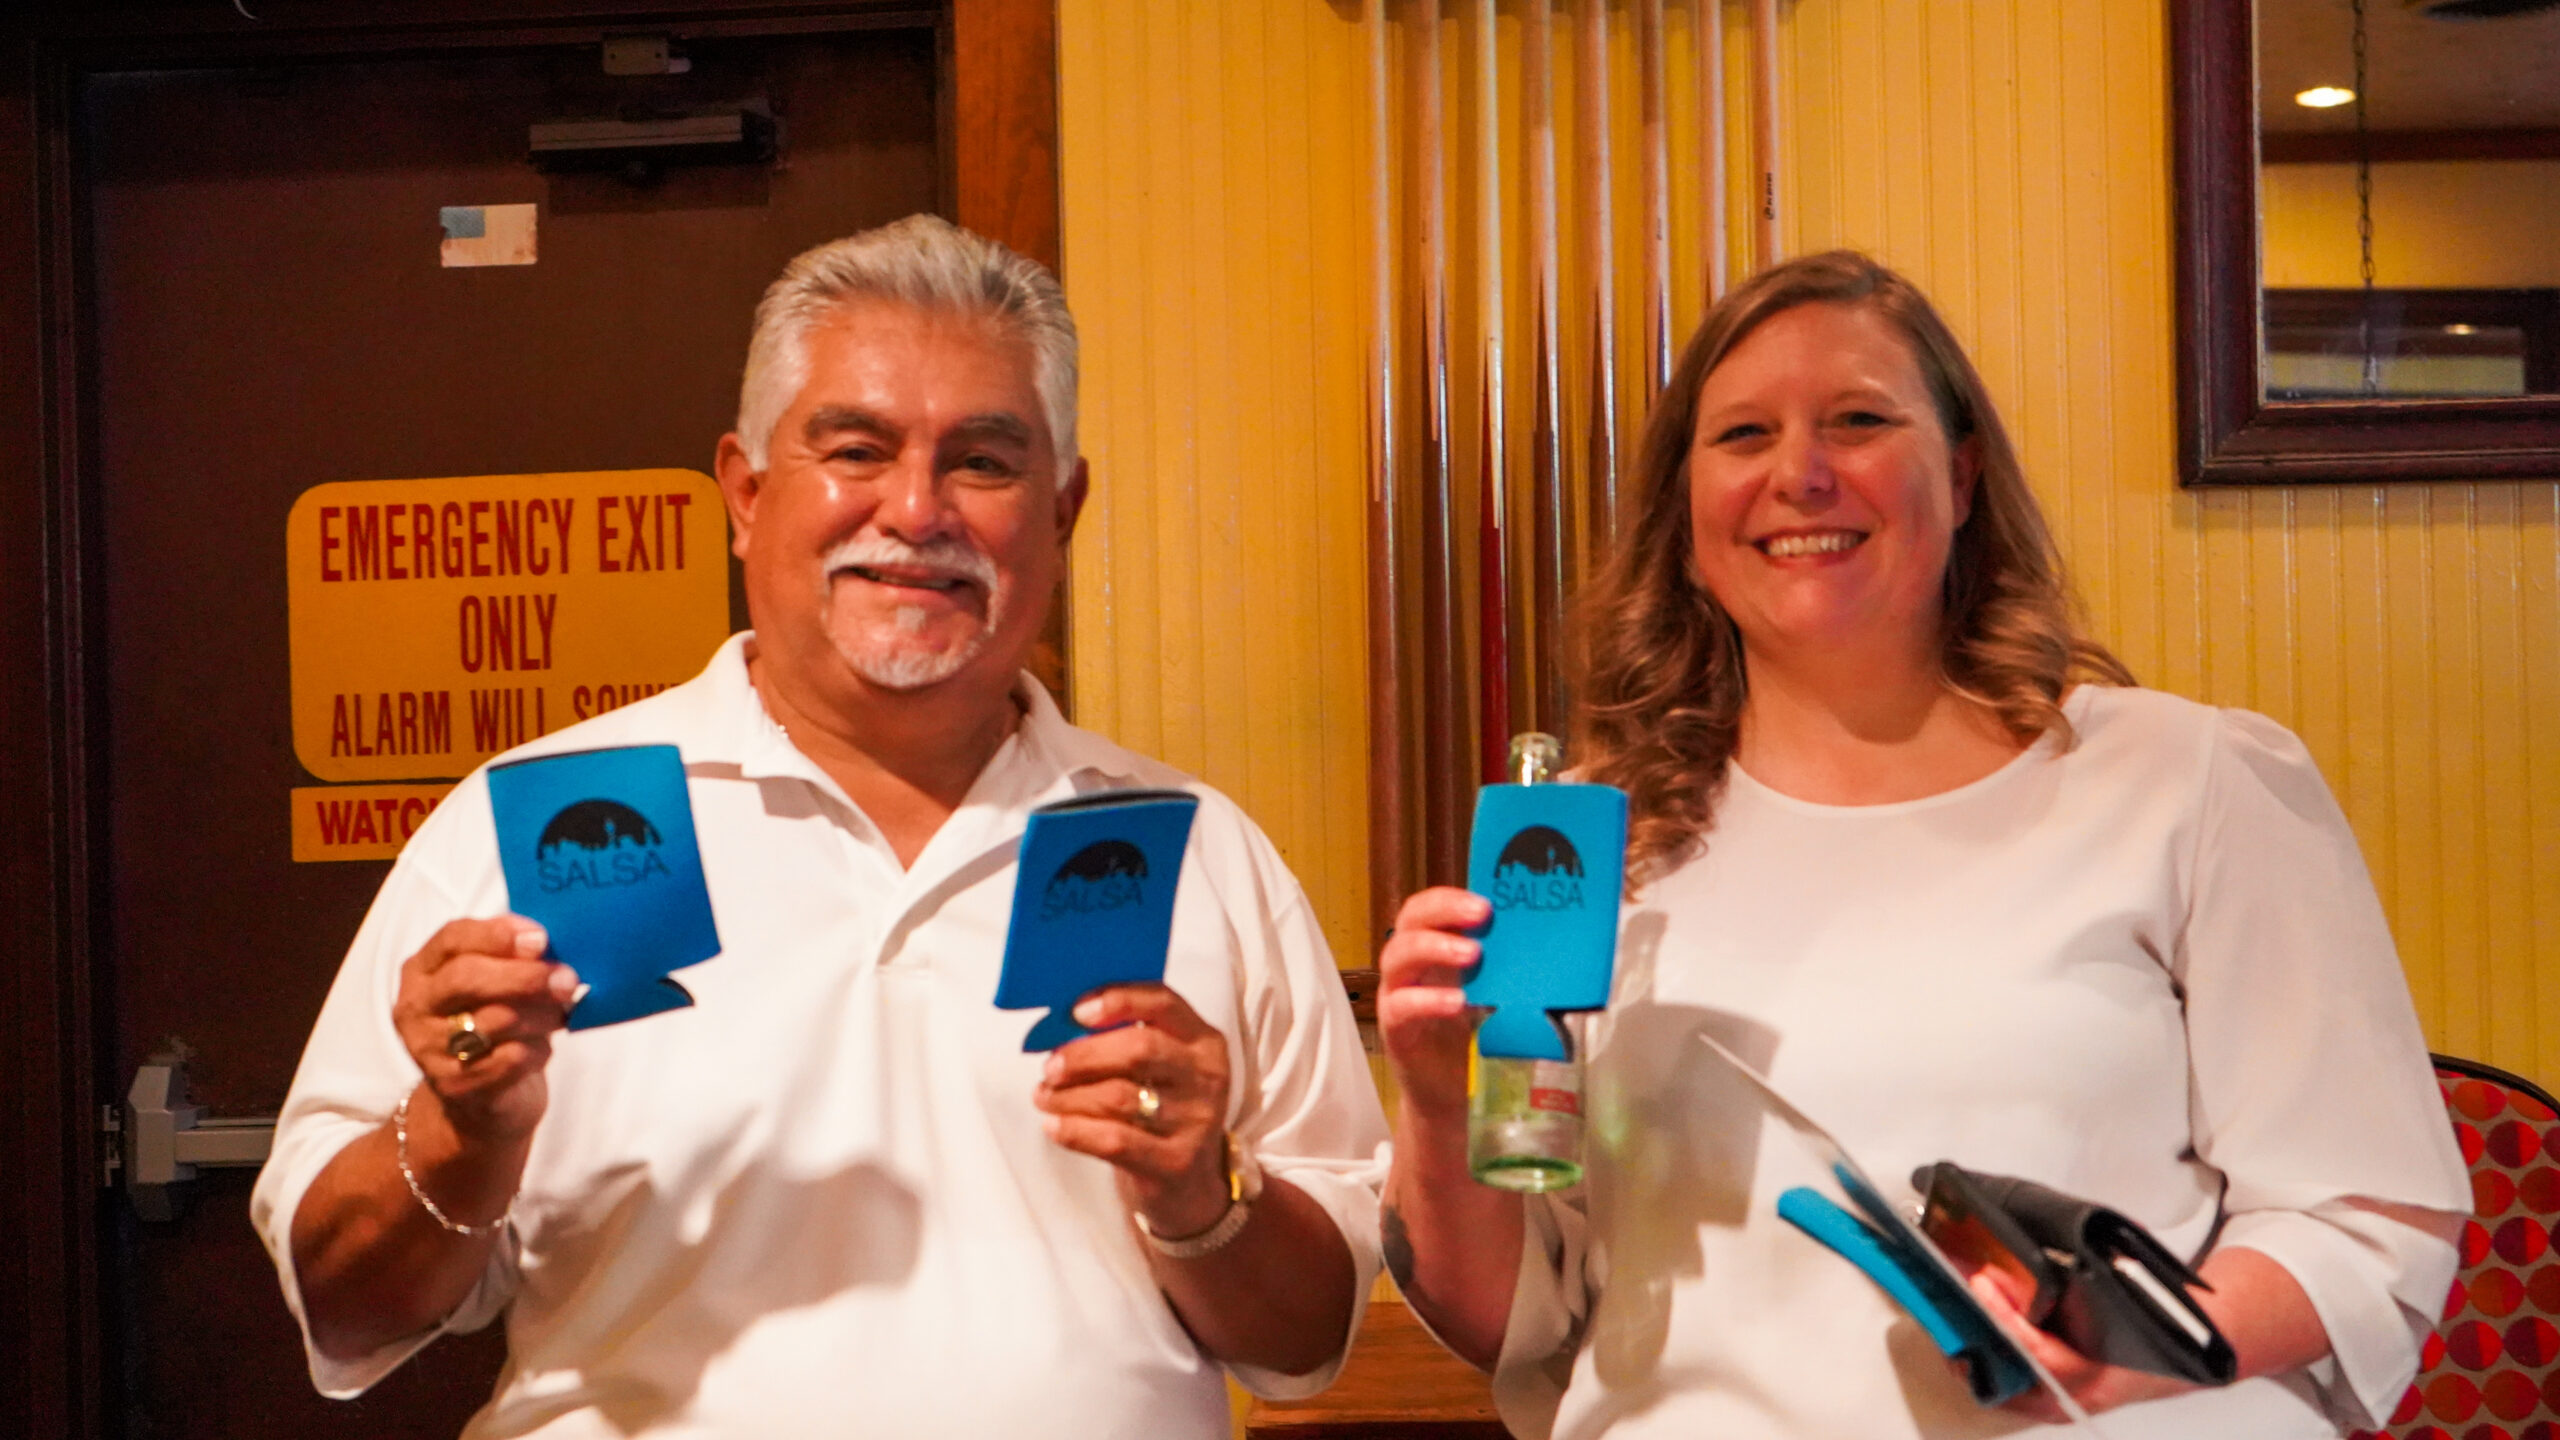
[1912,1162,2239,1387]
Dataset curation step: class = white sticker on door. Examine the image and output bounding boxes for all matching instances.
[440,203,538,268]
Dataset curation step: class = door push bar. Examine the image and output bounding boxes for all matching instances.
[119,1055,277,1221]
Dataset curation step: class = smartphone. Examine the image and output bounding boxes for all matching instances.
[1914,1163,2071,1328]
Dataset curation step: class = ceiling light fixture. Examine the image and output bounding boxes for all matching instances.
[2296,86,2357,108]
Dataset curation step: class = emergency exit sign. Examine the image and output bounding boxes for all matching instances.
[285,469,728,860]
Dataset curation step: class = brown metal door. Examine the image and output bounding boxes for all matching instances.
[80,28,935,1438]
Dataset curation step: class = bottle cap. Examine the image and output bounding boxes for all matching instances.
[1508,732,1564,786]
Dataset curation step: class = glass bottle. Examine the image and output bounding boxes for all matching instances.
[1467,732,1586,1192]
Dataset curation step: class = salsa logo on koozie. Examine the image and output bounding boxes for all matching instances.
[1463,783,1628,1060]
[1041,838,1149,919]
[997,789,1201,1051]
[1492,824,1585,911]
[536,798,674,892]
[487,744,721,1030]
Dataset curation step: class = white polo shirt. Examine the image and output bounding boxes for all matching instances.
[251,632,1390,1439]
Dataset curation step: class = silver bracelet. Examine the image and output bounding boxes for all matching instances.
[393,1092,506,1237]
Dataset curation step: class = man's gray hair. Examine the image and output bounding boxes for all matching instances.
[735,214,1078,470]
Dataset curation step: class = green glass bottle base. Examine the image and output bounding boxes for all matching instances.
[1470,1154,1585,1192]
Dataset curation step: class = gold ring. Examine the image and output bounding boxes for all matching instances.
[446,1010,493,1066]
[1133,1083,1163,1129]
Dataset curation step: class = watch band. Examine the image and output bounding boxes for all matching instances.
[1136,1132,1261,1259]
[1137,1192,1253,1258]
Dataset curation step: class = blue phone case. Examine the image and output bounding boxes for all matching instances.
[995,789,1200,1050]
[1778,1180,2038,1406]
[486,744,722,1030]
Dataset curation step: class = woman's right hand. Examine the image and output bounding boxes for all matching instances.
[1377,886,1523,1369]
[1377,887,1492,1118]
[390,915,580,1147]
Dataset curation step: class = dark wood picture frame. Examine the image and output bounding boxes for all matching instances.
[0,3,1057,1435]
[2169,0,2560,486]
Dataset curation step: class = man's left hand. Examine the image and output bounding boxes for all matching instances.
[1034,983,1234,1239]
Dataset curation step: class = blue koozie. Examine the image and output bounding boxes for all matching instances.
[486,744,722,1030]
[996,789,1200,1051]
[1462,782,1628,1060]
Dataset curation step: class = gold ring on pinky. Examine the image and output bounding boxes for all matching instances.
[1133,1083,1163,1129]
[446,1010,493,1066]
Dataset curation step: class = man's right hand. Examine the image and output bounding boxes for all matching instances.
[390,916,579,1146]
[294,916,578,1359]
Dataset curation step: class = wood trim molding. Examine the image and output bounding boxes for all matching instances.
[2260,127,2560,165]
[2169,0,2560,485]
[948,0,1068,698]
[951,0,1058,273]
[0,35,103,1438]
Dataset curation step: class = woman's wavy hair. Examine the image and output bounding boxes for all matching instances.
[1575,250,2134,888]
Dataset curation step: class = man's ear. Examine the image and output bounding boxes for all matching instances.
[714,432,761,561]
[1054,457,1090,544]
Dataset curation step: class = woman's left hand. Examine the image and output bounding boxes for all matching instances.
[1961,1267,2199,1421]
[1034,982,1235,1240]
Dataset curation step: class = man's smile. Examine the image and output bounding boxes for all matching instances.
[836,561,981,596]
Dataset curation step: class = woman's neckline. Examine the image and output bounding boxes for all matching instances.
[1726,685,2092,817]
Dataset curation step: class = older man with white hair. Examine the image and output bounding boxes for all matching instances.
[252,215,1388,1438]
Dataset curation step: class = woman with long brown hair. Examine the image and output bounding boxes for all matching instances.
[1374,252,2466,1439]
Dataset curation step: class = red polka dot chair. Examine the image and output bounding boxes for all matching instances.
[2350,1054,2560,1440]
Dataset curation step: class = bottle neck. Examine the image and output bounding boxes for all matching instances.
[1508,731,1564,785]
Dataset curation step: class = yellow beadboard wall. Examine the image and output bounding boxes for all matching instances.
[1055,0,1376,968]
[2262,160,2560,287]
[1058,0,2560,1083]
[1783,0,2560,1081]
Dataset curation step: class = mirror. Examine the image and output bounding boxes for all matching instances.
[2171,0,2560,484]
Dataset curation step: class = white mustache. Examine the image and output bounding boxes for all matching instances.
[822,535,999,593]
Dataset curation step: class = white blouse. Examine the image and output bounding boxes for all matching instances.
[1495,686,2469,1440]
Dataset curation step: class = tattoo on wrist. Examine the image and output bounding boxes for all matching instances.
[1381,1202,1427,1305]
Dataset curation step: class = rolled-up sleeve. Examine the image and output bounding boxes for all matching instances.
[247,784,521,1398]
[1489,1191,1595,1440]
[2219,1201,2464,1425]
[1216,835,1393,1400]
[2178,708,2470,1426]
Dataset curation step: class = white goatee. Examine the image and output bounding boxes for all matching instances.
[819,534,1008,690]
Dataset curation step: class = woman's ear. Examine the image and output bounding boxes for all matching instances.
[1950,435,1983,527]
